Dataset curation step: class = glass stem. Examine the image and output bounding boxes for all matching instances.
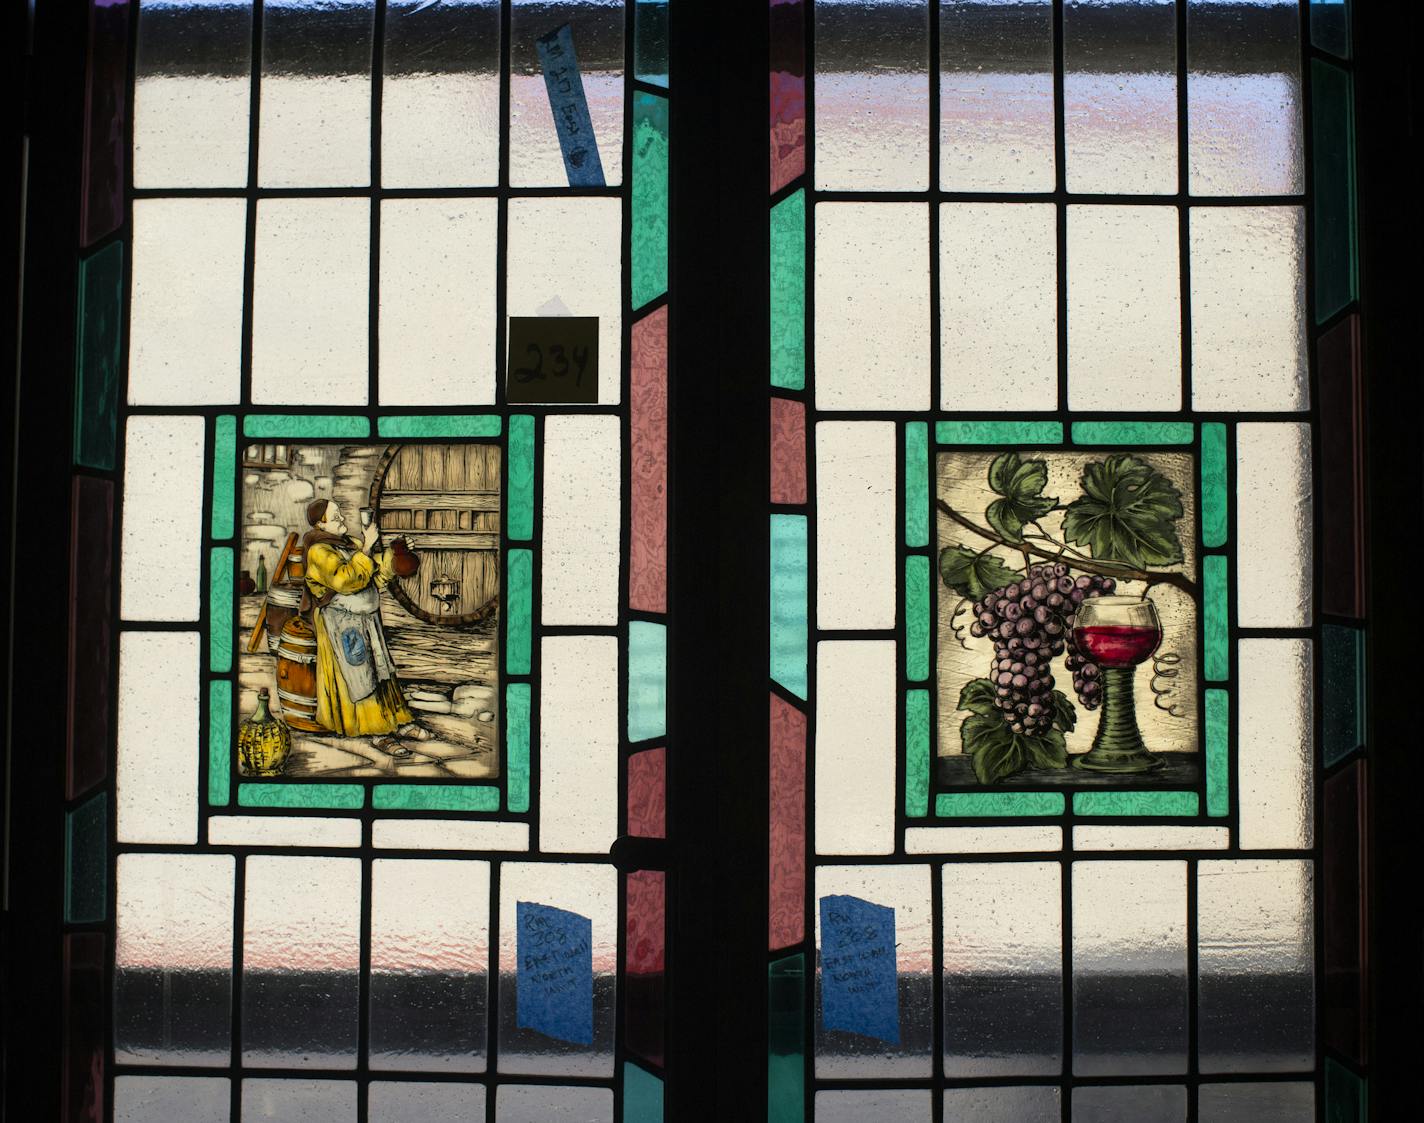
[1091,666,1148,756]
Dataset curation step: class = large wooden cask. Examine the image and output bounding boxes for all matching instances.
[274,617,323,732]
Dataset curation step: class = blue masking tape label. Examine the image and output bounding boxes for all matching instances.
[516,901,594,1045]
[536,23,607,187]
[819,894,900,1044]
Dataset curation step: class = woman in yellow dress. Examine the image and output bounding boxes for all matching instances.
[301,498,430,755]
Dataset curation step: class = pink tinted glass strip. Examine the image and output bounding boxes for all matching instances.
[625,870,666,1066]
[770,692,807,950]
[627,747,667,838]
[770,397,807,504]
[82,1,132,247]
[770,0,807,193]
[630,306,669,613]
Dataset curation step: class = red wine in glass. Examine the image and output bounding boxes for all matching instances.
[1071,596,1165,772]
[1074,624,1161,668]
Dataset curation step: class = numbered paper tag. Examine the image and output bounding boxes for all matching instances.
[819,894,900,1044]
[507,316,598,404]
[516,900,594,1045]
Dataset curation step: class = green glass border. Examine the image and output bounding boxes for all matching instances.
[238,783,367,809]
[244,414,369,439]
[1204,555,1229,681]
[1200,422,1228,548]
[507,549,533,676]
[209,680,232,806]
[631,90,670,310]
[768,953,806,1123]
[905,690,930,817]
[936,420,1063,445]
[64,792,107,924]
[1205,688,1229,817]
[211,415,237,538]
[936,792,1065,817]
[1072,421,1194,445]
[210,547,234,673]
[770,189,806,392]
[376,415,502,438]
[372,785,501,812]
[1073,791,1201,816]
[506,683,532,814]
[905,556,930,682]
[904,421,929,547]
[508,414,536,540]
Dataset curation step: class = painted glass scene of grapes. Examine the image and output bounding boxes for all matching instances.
[936,449,1200,789]
[235,441,501,781]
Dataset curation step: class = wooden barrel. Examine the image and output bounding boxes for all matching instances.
[261,584,303,652]
[369,443,502,625]
[282,545,305,586]
[274,617,323,732]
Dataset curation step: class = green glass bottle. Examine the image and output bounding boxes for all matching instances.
[255,552,267,593]
[238,688,290,776]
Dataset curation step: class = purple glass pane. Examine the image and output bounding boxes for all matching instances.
[81,1,132,246]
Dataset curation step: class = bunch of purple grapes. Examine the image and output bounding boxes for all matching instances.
[968,563,1115,734]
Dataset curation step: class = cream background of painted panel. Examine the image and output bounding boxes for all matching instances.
[1236,423,1312,627]
[379,199,499,405]
[120,416,206,621]
[128,200,246,405]
[816,421,896,630]
[1238,637,1314,850]
[814,203,931,411]
[250,198,371,405]
[1067,205,1181,411]
[1191,208,1308,411]
[541,415,621,626]
[539,635,619,853]
[208,816,362,848]
[940,203,1057,412]
[903,826,1063,855]
[815,641,897,855]
[506,198,622,404]
[117,631,199,844]
[372,820,530,852]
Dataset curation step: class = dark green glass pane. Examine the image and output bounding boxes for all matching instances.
[1311,0,1351,59]
[1200,422,1228,548]
[1311,59,1357,321]
[634,0,668,86]
[1325,1058,1366,1123]
[1322,623,1365,766]
[74,242,123,470]
[632,91,669,309]
[769,954,805,1123]
[65,793,107,923]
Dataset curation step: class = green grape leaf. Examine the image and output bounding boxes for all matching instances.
[986,494,1057,545]
[960,714,1022,785]
[1050,690,1077,734]
[938,545,1021,599]
[1021,727,1067,771]
[1061,453,1185,569]
[984,453,1057,544]
[958,678,999,717]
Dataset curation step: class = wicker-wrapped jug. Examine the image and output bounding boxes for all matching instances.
[238,688,291,776]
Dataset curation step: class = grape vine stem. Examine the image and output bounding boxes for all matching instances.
[935,498,1199,599]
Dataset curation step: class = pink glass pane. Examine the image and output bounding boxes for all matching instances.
[1318,314,1365,619]
[627,747,667,839]
[771,0,807,193]
[63,934,106,1123]
[626,869,665,1066]
[1325,759,1368,1063]
[631,306,669,614]
[770,692,806,950]
[81,1,132,246]
[67,476,113,799]
[771,397,807,505]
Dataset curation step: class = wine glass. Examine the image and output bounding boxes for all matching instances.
[1071,595,1164,773]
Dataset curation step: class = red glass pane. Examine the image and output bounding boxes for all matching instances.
[625,869,665,1066]
[771,397,807,504]
[81,1,132,247]
[67,476,113,799]
[770,692,806,950]
[770,1,806,193]
[631,306,669,614]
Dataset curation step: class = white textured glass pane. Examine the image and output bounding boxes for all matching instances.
[497,863,618,1077]
[115,855,234,1066]
[1198,861,1315,1072]
[115,1076,230,1123]
[815,203,930,411]
[370,859,489,1072]
[1073,826,1229,851]
[1236,423,1312,626]
[942,862,1061,1077]
[208,817,361,848]
[382,0,500,187]
[506,198,622,402]
[941,1086,1061,1122]
[1238,638,1313,850]
[815,641,896,855]
[133,1,252,188]
[815,865,933,1077]
[129,200,246,404]
[1073,860,1188,1076]
[120,416,205,620]
[1191,208,1308,410]
[369,1082,486,1123]
[117,632,199,844]
[540,636,618,853]
[243,856,361,1069]
[904,826,1063,854]
[816,1090,931,1123]
[1067,205,1181,411]
[242,1080,356,1122]
[1073,1086,1187,1122]
[1187,0,1303,195]
[497,1085,614,1123]
[373,820,531,851]
[1198,1081,1315,1121]
[816,421,895,629]
[259,0,374,187]
[541,416,620,624]
[509,0,624,187]
[814,0,929,190]
[940,203,1056,410]
[1064,0,1177,194]
[939,0,1055,191]
[379,199,498,404]
[251,198,370,405]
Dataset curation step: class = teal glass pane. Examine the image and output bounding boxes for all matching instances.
[1311,0,1351,59]
[65,792,107,924]
[1323,623,1365,766]
[624,1062,664,1123]
[634,0,668,86]
[243,414,369,439]
[507,682,531,813]
[1204,555,1228,681]
[904,422,928,547]
[74,241,123,470]
[507,549,533,676]
[1074,791,1200,816]
[936,420,1063,445]
[770,189,806,391]
[628,621,668,742]
[211,415,237,539]
[210,547,233,674]
[1205,688,1229,817]
[936,792,1065,817]
[768,954,805,1123]
[1072,420,1194,445]
[770,514,808,699]
[376,414,501,438]
[209,680,232,806]
[905,556,929,681]
[508,414,535,541]
[1326,1058,1367,1123]
[372,785,500,812]
[1311,60,1358,321]
[1200,422,1228,548]
[632,91,669,309]
[238,783,366,809]
[905,690,930,818]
